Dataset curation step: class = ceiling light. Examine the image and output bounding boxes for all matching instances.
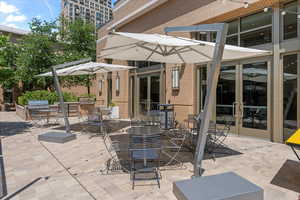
[281,11,287,16]
[244,2,249,8]
[263,8,269,12]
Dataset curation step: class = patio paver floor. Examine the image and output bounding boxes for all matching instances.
[0,112,299,200]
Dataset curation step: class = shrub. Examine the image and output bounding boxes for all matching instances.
[17,90,78,106]
[79,93,96,99]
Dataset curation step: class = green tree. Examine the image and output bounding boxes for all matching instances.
[64,18,96,60]
[16,18,59,91]
[0,35,19,89]
[57,18,97,94]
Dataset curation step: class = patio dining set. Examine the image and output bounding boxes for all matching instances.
[96,105,233,189]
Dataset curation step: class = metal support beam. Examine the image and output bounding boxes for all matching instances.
[164,23,228,177]
[50,58,91,134]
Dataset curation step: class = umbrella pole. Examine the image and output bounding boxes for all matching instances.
[165,23,228,177]
[51,67,71,134]
[193,24,228,177]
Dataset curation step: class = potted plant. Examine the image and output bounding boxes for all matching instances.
[109,102,119,119]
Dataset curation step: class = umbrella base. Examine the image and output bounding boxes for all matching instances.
[38,131,76,143]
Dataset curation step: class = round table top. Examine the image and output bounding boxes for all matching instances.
[127,126,164,135]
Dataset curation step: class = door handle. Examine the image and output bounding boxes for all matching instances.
[239,102,244,119]
[232,102,238,118]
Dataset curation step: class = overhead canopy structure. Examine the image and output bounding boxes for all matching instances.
[98,32,270,64]
[37,62,136,77]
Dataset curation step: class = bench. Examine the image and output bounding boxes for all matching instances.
[27,100,51,127]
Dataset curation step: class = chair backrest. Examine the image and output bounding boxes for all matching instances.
[129,133,161,150]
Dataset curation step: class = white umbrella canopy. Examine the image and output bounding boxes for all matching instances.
[98,32,270,64]
[37,62,136,77]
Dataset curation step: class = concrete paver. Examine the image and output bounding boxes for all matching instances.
[0,112,299,200]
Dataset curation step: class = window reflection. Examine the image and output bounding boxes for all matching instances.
[240,11,272,32]
[242,62,268,130]
[217,66,236,125]
[283,1,298,40]
[240,27,272,47]
[283,54,298,140]
[226,35,238,46]
[198,66,207,112]
[228,20,238,35]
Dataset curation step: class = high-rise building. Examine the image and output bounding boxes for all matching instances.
[61,0,113,28]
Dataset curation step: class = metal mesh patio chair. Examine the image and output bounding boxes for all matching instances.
[161,127,189,168]
[100,130,128,174]
[206,120,232,154]
[129,133,161,189]
[80,108,106,137]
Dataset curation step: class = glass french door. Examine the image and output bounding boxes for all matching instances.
[283,54,299,141]
[239,61,270,138]
[216,65,237,133]
[216,60,271,138]
[138,74,160,118]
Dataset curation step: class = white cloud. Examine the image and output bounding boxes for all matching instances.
[3,23,18,28]
[5,14,27,22]
[0,1,18,14]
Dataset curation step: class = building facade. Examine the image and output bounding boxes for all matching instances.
[0,25,29,111]
[61,0,113,28]
[96,0,300,143]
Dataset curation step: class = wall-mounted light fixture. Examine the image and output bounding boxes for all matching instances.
[98,79,103,96]
[115,72,120,94]
[171,65,180,90]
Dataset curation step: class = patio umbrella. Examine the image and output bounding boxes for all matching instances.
[37,62,136,77]
[36,60,136,138]
[98,32,270,64]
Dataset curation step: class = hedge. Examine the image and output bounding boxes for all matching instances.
[18,90,78,106]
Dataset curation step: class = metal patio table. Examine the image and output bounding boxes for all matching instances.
[127,126,183,166]
[128,126,164,166]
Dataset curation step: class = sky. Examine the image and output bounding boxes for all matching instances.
[0,0,117,31]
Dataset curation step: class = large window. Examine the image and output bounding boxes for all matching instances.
[283,1,298,40]
[225,10,273,47]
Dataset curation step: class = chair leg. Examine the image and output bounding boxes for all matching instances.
[155,168,160,189]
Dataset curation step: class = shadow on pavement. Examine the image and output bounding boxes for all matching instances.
[3,177,42,200]
[0,139,7,198]
[271,159,300,193]
[0,122,32,137]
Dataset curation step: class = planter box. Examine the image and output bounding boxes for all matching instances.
[16,104,28,120]
[110,106,119,119]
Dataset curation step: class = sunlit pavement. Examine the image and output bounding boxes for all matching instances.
[0,112,299,200]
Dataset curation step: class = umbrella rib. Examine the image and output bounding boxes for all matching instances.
[136,44,164,56]
[174,48,186,63]
[146,45,159,61]
[189,47,212,59]
[98,45,141,59]
[101,42,140,51]
[157,44,164,54]
[171,46,190,54]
